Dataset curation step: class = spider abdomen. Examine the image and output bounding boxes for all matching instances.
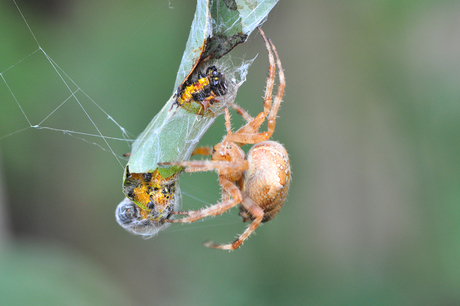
[241,140,291,223]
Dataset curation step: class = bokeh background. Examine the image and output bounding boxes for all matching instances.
[1,0,460,305]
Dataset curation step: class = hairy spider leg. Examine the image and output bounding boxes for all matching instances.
[231,103,254,122]
[225,28,285,145]
[162,174,245,222]
[204,196,264,250]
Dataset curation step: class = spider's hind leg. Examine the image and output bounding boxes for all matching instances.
[204,197,264,250]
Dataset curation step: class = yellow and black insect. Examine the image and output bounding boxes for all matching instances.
[173,66,227,115]
[121,166,178,222]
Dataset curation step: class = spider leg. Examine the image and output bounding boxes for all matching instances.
[166,177,243,223]
[159,160,248,175]
[159,160,214,174]
[225,27,282,145]
[223,108,233,137]
[192,146,213,156]
[204,197,264,250]
[231,103,253,122]
[265,38,285,140]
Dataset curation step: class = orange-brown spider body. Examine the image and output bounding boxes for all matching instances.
[159,28,290,250]
[239,141,290,223]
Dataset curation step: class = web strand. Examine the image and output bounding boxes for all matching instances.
[1,1,135,169]
[12,0,40,48]
[2,0,255,236]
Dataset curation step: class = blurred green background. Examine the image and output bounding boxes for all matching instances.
[1,0,460,305]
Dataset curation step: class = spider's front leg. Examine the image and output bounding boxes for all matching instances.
[158,159,247,223]
[191,146,213,156]
[159,160,248,175]
[226,28,285,145]
[165,176,243,223]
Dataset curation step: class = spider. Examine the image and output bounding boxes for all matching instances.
[159,28,290,250]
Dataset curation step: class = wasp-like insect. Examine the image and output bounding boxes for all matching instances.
[173,66,227,115]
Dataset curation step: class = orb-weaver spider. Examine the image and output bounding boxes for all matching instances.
[159,28,290,250]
